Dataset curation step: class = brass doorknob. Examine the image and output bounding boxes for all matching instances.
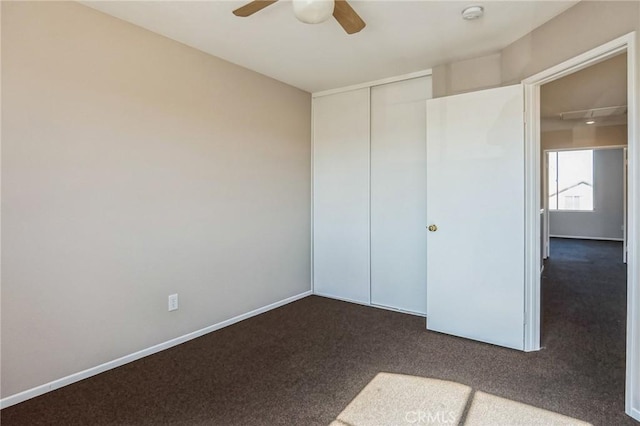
[428,224,438,232]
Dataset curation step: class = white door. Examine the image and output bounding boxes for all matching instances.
[426,84,525,350]
[313,88,370,304]
[370,76,431,314]
[624,147,628,263]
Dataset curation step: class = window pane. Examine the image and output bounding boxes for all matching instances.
[556,150,593,211]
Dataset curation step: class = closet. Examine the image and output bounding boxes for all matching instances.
[313,88,370,304]
[312,76,432,314]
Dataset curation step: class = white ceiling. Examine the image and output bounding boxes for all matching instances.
[82,0,578,93]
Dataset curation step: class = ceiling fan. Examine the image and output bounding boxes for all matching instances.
[232,0,366,35]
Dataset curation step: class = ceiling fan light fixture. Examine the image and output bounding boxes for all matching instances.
[293,0,335,24]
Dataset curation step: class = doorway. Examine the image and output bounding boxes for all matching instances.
[539,52,628,264]
[538,53,629,405]
[523,32,639,420]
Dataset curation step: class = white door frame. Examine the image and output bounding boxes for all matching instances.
[624,147,629,264]
[543,150,549,260]
[523,32,639,420]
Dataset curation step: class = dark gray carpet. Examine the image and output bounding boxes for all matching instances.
[1,238,634,425]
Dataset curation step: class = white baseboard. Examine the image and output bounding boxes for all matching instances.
[313,291,370,307]
[550,235,624,242]
[0,290,312,409]
[370,303,426,317]
[630,407,640,422]
[313,292,426,317]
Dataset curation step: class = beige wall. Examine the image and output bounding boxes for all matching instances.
[1,1,311,398]
[542,124,628,150]
[501,1,639,85]
[432,53,501,98]
[540,53,627,118]
[433,1,640,96]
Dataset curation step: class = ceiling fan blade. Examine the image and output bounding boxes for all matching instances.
[232,0,278,17]
[333,0,366,34]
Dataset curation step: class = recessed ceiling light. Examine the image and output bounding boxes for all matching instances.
[586,120,596,125]
[462,5,484,20]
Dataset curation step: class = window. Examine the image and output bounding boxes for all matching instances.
[548,149,594,211]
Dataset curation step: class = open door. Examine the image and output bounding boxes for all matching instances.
[623,147,628,264]
[426,85,525,350]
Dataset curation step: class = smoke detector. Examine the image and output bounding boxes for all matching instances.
[462,5,484,20]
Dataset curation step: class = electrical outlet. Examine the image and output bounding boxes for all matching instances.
[168,294,178,312]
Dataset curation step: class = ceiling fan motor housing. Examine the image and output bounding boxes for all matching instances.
[293,0,335,24]
[232,0,365,35]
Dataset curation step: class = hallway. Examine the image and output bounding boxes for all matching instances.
[542,238,627,416]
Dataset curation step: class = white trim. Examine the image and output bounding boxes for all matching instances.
[366,87,372,305]
[0,6,3,412]
[543,145,628,152]
[314,292,426,317]
[310,98,315,294]
[547,210,596,214]
[624,147,629,264]
[370,303,426,318]
[0,2,3,414]
[313,292,370,307]
[631,407,640,422]
[523,82,541,352]
[0,291,312,409]
[543,151,550,259]
[522,35,629,87]
[625,30,640,422]
[312,69,432,98]
[549,235,624,242]
[523,31,639,420]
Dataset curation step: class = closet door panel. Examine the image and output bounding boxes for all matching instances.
[313,88,370,303]
[370,77,432,314]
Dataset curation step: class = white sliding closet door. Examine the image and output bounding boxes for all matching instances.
[313,88,370,304]
[370,77,432,314]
